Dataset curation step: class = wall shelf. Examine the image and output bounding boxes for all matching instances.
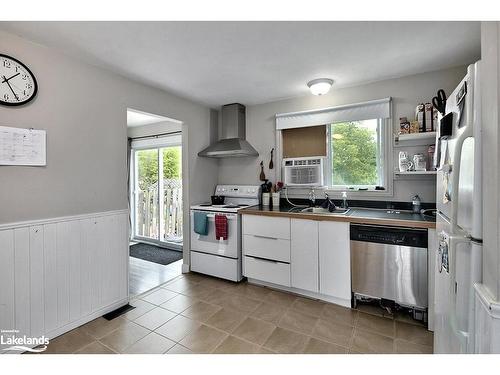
[394,131,437,147]
[394,170,437,179]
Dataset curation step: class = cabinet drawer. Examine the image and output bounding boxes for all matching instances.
[243,256,290,287]
[243,234,290,262]
[243,215,290,240]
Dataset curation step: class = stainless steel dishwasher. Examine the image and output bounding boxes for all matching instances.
[350,224,428,318]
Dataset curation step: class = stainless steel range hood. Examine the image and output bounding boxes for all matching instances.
[198,103,259,158]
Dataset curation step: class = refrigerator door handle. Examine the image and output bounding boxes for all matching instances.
[449,128,473,235]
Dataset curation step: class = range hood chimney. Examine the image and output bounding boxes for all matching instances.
[198,103,259,158]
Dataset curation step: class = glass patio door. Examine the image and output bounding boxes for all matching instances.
[133,144,182,246]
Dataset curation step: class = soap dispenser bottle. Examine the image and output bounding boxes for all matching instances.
[412,194,422,213]
[341,191,348,209]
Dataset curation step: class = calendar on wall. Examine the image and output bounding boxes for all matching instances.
[0,126,46,166]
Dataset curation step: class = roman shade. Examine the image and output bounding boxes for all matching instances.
[275,97,391,130]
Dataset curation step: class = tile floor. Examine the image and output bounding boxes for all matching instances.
[39,272,434,354]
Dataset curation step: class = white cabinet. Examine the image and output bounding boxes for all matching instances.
[244,256,291,287]
[243,215,290,239]
[242,215,291,287]
[319,221,351,305]
[291,219,319,293]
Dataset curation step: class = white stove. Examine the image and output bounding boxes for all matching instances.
[189,185,260,281]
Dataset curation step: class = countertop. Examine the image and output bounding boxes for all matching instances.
[240,205,436,229]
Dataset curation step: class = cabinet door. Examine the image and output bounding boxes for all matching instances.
[319,221,351,302]
[291,219,319,292]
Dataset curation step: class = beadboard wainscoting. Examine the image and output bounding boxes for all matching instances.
[0,210,129,353]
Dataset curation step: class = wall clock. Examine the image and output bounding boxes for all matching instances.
[0,53,38,106]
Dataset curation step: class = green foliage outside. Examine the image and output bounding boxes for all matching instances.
[331,121,378,186]
[137,146,181,191]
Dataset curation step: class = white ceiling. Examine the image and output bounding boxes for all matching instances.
[127,108,170,127]
[0,21,480,107]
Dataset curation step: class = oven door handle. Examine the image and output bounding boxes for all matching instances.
[206,214,236,220]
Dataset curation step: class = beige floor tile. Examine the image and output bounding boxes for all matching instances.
[166,344,193,354]
[80,317,127,340]
[160,294,198,313]
[155,314,201,342]
[181,301,221,322]
[232,317,276,345]
[394,311,427,327]
[220,294,262,313]
[124,299,157,321]
[356,303,393,319]
[198,276,236,290]
[180,324,227,353]
[99,321,150,353]
[213,335,261,354]
[321,303,358,326]
[302,337,347,354]
[395,321,433,346]
[262,290,297,308]
[395,339,433,354]
[351,328,394,354]
[290,297,325,317]
[278,309,318,335]
[74,341,116,354]
[180,284,218,299]
[44,328,95,354]
[205,307,247,333]
[257,347,276,354]
[123,332,176,354]
[356,312,395,338]
[179,272,206,283]
[263,327,309,354]
[234,284,271,300]
[199,289,233,306]
[312,318,354,347]
[141,288,178,305]
[250,302,287,324]
[133,307,177,330]
[163,277,200,293]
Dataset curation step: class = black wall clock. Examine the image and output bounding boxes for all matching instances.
[0,53,38,106]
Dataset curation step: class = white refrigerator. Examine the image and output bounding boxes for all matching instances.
[434,62,483,353]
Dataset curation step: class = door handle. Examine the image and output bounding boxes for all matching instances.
[253,234,278,240]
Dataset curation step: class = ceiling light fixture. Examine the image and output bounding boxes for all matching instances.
[307,78,334,96]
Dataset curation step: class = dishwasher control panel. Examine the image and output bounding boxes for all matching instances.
[350,224,428,248]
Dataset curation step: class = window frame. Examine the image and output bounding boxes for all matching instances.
[324,118,389,191]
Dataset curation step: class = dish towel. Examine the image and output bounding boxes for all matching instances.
[193,211,209,236]
[215,214,228,241]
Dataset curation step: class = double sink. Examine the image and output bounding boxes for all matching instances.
[295,206,435,221]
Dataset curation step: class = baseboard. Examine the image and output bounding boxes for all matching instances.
[247,278,351,308]
[182,262,190,273]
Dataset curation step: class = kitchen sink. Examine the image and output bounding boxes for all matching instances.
[301,207,351,215]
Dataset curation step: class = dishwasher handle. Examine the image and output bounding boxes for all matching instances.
[350,224,428,248]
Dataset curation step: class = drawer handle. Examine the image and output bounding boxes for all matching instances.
[253,234,278,240]
[247,256,279,264]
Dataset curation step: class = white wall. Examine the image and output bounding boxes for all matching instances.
[0,30,218,267]
[127,120,182,138]
[479,22,500,301]
[218,66,468,203]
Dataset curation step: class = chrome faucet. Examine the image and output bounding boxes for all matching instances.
[308,188,316,207]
